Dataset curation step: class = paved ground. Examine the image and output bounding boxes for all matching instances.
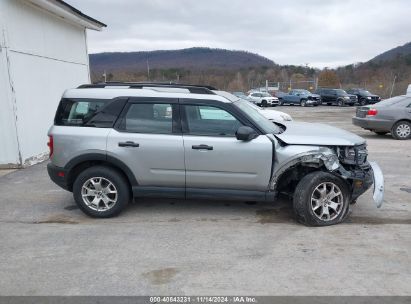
[0,106,410,296]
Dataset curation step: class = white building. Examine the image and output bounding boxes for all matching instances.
[0,0,105,168]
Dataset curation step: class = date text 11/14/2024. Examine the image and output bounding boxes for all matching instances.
[149,296,257,303]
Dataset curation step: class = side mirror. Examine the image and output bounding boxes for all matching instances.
[236,126,258,141]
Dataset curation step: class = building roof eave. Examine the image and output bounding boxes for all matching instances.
[26,0,106,31]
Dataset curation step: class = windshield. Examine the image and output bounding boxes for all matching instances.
[296,90,310,94]
[359,90,371,95]
[335,89,348,95]
[261,93,272,97]
[234,99,281,134]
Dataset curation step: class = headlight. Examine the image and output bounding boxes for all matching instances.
[367,96,372,99]
[344,96,350,99]
[339,145,368,165]
[280,114,292,121]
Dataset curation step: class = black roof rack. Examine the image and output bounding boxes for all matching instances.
[77,82,217,95]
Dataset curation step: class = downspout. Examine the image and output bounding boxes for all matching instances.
[84,28,91,83]
[2,28,23,167]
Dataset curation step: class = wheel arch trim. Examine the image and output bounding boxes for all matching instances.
[64,153,138,188]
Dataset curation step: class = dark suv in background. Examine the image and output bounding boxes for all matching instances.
[315,88,357,106]
[346,88,381,105]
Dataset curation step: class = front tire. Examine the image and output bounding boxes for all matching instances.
[337,98,344,107]
[73,166,130,218]
[392,121,411,140]
[293,172,350,226]
[359,98,367,106]
[261,100,268,107]
[300,99,307,107]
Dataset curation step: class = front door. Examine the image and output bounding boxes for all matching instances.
[181,102,272,192]
[107,99,185,194]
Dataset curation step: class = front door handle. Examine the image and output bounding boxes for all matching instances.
[192,144,213,150]
[118,141,140,148]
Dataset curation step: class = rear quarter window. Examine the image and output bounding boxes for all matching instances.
[54,98,124,127]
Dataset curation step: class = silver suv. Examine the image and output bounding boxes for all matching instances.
[47,82,384,226]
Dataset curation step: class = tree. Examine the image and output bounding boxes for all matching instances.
[318,69,340,88]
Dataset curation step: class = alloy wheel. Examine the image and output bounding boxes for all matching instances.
[81,177,118,211]
[311,182,344,221]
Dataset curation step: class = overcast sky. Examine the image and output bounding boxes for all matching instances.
[69,0,411,68]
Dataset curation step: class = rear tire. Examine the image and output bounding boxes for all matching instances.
[391,120,411,140]
[73,166,130,218]
[293,171,350,226]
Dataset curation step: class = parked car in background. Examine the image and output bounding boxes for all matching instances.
[232,91,248,99]
[217,91,292,122]
[274,91,287,99]
[353,92,411,140]
[280,89,321,106]
[47,82,383,226]
[248,92,279,107]
[315,88,357,106]
[231,91,254,102]
[346,88,381,106]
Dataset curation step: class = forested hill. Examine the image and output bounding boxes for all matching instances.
[89,47,276,74]
[369,42,411,63]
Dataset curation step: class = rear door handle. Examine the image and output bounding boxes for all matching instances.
[192,144,213,150]
[118,141,140,148]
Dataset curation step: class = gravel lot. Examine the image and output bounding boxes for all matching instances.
[0,106,410,296]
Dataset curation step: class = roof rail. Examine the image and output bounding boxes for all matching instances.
[77,82,217,94]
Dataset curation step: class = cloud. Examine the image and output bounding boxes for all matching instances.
[69,0,411,68]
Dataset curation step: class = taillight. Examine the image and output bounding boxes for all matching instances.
[47,135,54,158]
[366,109,378,116]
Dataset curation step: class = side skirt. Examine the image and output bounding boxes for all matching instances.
[132,186,275,201]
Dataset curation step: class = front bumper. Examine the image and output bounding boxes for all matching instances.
[340,161,384,208]
[370,161,384,208]
[307,99,320,105]
[47,163,70,191]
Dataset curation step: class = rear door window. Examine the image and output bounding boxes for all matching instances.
[120,103,174,134]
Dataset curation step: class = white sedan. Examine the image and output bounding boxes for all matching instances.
[249,102,292,122]
[215,90,292,123]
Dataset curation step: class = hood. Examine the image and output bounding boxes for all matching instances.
[276,122,365,146]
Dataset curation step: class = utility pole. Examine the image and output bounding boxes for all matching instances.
[146,56,150,81]
[390,75,397,98]
[103,70,107,82]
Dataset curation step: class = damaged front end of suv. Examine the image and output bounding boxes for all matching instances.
[268,122,384,225]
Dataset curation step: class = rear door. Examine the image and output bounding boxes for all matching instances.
[180,100,272,192]
[106,98,185,194]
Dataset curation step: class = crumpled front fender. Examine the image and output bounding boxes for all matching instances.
[269,147,340,191]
